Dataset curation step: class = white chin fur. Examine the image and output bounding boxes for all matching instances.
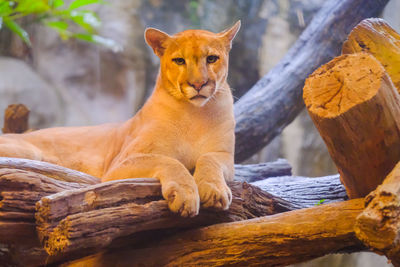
[189,97,209,107]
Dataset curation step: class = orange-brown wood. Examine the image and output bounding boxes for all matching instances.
[303,52,400,198]
[355,161,400,267]
[342,18,400,92]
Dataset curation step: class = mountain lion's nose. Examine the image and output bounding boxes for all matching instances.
[188,80,208,91]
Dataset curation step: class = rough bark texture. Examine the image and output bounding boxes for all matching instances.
[252,174,347,209]
[35,179,293,260]
[0,158,295,265]
[234,0,389,162]
[64,199,365,267]
[342,18,400,91]
[303,52,400,198]
[2,104,30,134]
[0,157,100,185]
[355,161,400,267]
[234,158,291,182]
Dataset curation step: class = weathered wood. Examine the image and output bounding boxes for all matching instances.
[0,157,100,184]
[234,158,291,182]
[303,52,400,198]
[0,168,86,244]
[65,199,365,267]
[234,0,389,162]
[252,174,347,208]
[35,179,293,259]
[342,18,400,91]
[2,104,30,134]
[355,161,400,266]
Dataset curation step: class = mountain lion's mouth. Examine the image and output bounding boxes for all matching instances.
[190,95,207,100]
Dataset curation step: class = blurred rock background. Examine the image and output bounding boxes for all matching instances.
[0,0,399,266]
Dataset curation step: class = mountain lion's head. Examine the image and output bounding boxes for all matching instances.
[145,21,240,107]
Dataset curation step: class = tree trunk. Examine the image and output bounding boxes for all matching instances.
[303,52,400,198]
[355,161,400,267]
[64,199,365,267]
[342,18,400,92]
[234,0,389,162]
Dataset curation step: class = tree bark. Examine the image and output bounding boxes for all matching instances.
[64,199,365,267]
[234,0,389,162]
[355,161,400,267]
[303,52,400,198]
[252,174,347,208]
[2,104,30,134]
[0,157,99,185]
[342,18,400,92]
[35,179,293,260]
[234,158,291,182]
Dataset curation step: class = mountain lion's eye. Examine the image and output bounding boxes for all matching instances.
[207,55,219,64]
[172,58,185,65]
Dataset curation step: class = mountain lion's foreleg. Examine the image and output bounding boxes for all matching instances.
[193,152,234,210]
[103,153,200,217]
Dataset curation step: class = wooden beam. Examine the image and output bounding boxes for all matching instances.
[65,199,365,267]
[303,52,400,198]
[355,161,400,266]
[234,0,389,162]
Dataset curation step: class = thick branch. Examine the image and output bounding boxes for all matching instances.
[0,157,99,185]
[252,174,347,208]
[304,53,400,198]
[234,0,389,162]
[67,199,365,267]
[355,161,400,266]
[234,158,291,182]
[35,179,293,260]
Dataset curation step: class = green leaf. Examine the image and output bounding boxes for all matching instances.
[51,0,65,8]
[69,0,104,10]
[70,10,100,32]
[0,1,14,17]
[15,0,50,14]
[315,199,326,206]
[74,33,122,52]
[3,18,31,46]
[46,20,69,30]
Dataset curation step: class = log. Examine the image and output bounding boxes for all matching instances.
[234,0,389,162]
[0,157,100,185]
[252,174,347,208]
[65,199,366,267]
[342,18,400,91]
[2,104,30,134]
[234,158,291,182]
[303,52,400,198]
[355,161,400,266]
[0,168,86,244]
[35,179,293,260]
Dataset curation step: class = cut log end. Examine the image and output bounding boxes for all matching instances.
[342,18,400,92]
[303,52,386,118]
[2,104,30,134]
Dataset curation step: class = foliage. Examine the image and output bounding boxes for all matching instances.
[0,0,121,51]
[315,199,326,206]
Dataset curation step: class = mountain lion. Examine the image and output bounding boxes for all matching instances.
[0,21,240,217]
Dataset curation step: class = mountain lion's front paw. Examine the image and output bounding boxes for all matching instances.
[162,181,200,217]
[197,180,232,210]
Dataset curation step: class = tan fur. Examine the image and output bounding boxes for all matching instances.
[0,21,240,217]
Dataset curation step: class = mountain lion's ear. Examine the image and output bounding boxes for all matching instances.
[145,28,171,57]
[218,20,241,50]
